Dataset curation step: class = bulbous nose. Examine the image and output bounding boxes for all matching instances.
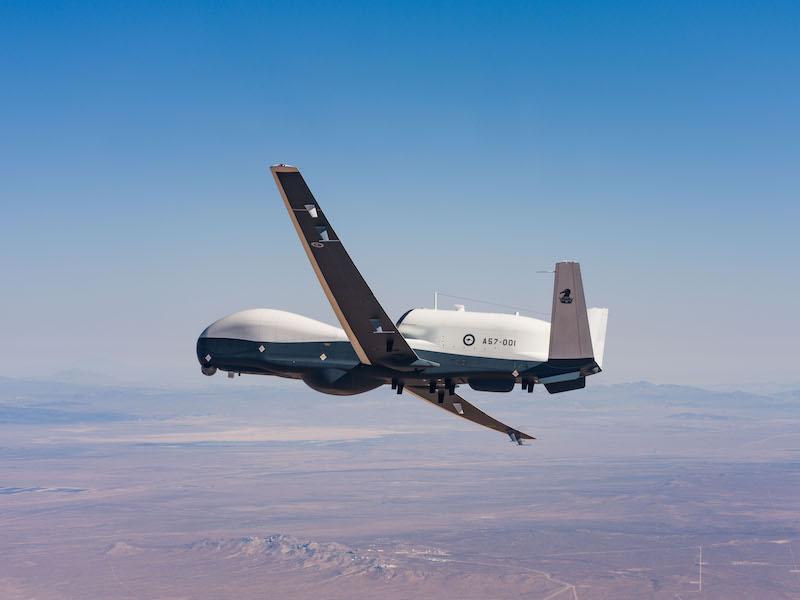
[196,335,217,375]
[195,316,265,377]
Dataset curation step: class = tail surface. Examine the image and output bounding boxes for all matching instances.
[544,261,606,394]
[548,261,594,362]
[587,307,609,369]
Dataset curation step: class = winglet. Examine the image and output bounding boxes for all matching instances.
[507,430,525,445]
[270,163,298,172]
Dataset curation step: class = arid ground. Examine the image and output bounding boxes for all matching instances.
[2,377,799,599]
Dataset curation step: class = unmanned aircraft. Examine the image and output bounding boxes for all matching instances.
[197,165,609,443]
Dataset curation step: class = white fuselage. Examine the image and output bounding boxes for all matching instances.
[397,308,550,361]
[200,306,608,368]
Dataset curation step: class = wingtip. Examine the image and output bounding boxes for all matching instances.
[270,163,299,173]
[508,430,536,444]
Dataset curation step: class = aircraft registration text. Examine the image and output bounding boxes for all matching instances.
[482,337,517,347]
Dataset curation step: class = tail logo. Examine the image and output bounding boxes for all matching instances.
[559,288,574,304]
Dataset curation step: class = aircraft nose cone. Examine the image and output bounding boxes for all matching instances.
[196,335,217,375]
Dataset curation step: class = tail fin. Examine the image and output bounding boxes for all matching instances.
[548,262,594,362]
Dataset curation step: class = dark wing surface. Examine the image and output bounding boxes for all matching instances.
[271,165,432,370]
[405,386,535,444]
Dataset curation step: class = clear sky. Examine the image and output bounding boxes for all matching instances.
[1,1,798,386]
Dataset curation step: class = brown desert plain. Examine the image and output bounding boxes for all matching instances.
[1,376,799,599]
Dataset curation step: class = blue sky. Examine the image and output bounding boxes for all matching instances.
[1,1,798,385]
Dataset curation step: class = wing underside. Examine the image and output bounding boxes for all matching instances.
[271,165,427,370]
[405,386,535,444]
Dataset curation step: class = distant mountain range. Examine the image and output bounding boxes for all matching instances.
[0,375,797,426]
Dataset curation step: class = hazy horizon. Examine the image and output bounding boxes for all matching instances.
[6,368,800,394]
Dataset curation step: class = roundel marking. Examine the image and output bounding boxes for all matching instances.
[463,334,475,346]
[310,241,324,248]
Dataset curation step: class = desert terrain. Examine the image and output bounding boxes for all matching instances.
[1,376,799,599]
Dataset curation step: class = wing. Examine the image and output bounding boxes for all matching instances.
[405,386,535,444]
[271,165,435,371]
